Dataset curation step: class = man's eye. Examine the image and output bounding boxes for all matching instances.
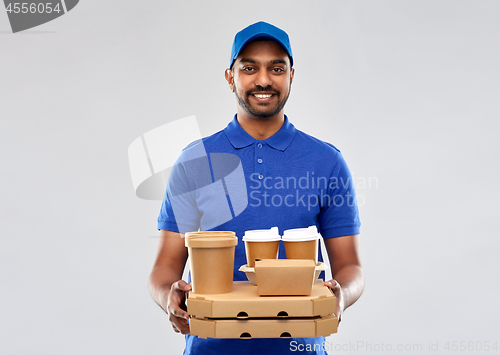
[272,68,284,73]
[242,67,255,72]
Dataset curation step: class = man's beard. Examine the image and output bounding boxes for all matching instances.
[234,86,291,120]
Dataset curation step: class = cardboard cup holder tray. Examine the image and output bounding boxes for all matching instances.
[239,261,328,286]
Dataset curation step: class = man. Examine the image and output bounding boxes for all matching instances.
[149,21,364,355]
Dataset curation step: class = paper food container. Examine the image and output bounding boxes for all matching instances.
[254,259,316,296]
[185,231,238,294]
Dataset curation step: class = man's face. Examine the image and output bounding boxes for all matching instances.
[228,40,294,120]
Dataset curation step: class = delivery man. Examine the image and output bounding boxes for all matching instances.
[149,21,364,355]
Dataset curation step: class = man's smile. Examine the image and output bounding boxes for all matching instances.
[253,93,273,99]
[250,92,276,103]
[247,89,280,104]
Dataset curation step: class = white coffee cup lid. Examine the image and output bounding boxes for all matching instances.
[282,225,320,242]
[242,227,281,242]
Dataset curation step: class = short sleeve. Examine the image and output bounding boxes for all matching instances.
[318,152,361,239]
[157,158,202,234]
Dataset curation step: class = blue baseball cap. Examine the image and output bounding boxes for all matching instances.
[230,21,293,68]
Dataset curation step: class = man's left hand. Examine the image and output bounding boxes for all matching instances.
[324,279,344,323]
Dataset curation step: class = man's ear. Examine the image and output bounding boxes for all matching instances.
[225,69,235,92]
[290,68,295,85]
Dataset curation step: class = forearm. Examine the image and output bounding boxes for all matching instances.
[148,265,183,311]
[148,230,189,312]
[323,234,364,313]
[333,263,364,310]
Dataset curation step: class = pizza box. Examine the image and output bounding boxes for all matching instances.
[187,280,335,319]
[189,314,338,339]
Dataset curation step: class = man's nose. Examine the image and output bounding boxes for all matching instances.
[254,70,272,88]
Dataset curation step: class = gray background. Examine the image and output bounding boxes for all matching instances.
[1,1,499,354]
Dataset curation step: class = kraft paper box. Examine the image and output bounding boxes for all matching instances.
[189,315,338,339]
[254,259,316,296]
[187,280,335,319]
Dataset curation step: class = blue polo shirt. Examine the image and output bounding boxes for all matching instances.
[158,115,360,355]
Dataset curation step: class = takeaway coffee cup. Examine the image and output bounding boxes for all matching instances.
[242,227,281,267]
[282,225,320,262]
[185,231,237,294]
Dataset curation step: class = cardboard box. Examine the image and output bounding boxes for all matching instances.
[187,280,335,319]
[254,259,316,295]
[189,315,338,339]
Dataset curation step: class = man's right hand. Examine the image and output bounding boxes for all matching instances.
[167,280,192,334]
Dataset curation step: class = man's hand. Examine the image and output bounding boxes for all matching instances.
[324,279,344,323]
[167,280,192,334]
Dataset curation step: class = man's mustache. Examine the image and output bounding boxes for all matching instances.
[246,87,281,96]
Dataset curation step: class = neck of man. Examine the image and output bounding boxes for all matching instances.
[236,108,285,140]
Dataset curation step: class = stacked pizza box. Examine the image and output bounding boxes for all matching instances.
[187,259,338,339]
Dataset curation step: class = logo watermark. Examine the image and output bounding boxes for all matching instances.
[290,340,498,352]
[249,173,378,210]
[3,0,79,33]
[128,116,248,233]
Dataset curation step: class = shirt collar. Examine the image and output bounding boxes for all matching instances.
[224,114,297,151]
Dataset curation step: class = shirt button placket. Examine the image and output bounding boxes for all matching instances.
[256,142,264,183]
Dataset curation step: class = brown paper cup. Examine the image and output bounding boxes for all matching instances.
[244,240,280,267]
[185,232,237,294]
[284,239,318,262]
